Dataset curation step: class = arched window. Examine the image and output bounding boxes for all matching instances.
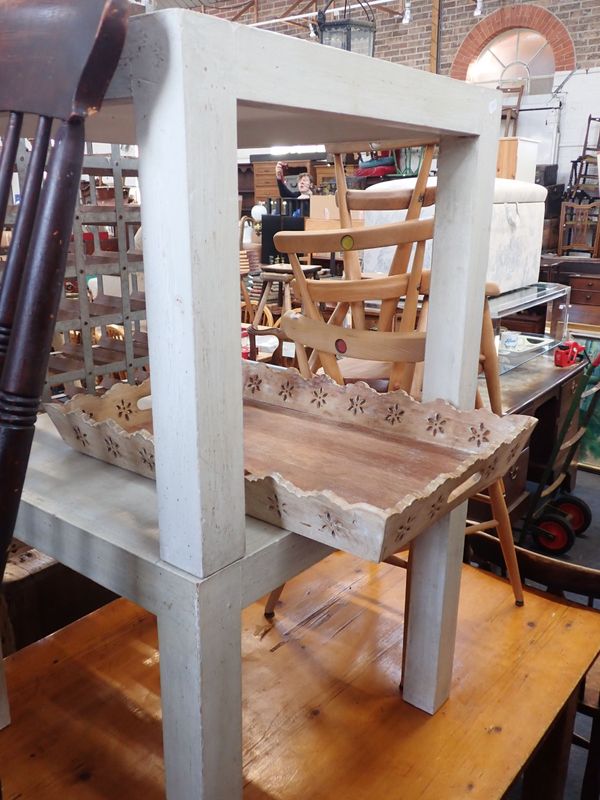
[466,29,555,95]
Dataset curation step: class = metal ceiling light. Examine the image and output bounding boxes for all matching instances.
[316,0,376,57]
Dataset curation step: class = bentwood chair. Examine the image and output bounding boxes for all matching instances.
[0,0,129,583]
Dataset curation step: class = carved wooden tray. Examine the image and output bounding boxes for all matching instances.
[44,362,535,562]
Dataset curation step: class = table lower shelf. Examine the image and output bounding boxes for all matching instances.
[17,415,333,612]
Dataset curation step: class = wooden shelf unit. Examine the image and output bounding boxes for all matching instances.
[4,144,148,398]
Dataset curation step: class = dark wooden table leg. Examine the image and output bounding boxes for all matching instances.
[521,683,580,800]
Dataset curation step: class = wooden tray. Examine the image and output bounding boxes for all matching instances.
[44,362,535,561]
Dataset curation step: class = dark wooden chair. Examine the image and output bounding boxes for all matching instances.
[0,0,129,583]
[558,200,600,258]
[467,531,600,800]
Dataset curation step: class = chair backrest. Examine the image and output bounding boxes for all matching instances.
[332,146,435,331]
[0,0,128,579]
[498,85,524,112]
[468,531,600,602]
[274,218,433,387]
[281,310,426,385]
[558,200,600,257]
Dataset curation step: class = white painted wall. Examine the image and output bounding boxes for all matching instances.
[516,68,600,187]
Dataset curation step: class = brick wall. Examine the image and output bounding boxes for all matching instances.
[203,0,600,75]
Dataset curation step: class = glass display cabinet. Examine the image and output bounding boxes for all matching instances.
[487,282,571,375]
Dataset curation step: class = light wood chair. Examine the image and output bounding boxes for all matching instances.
[0,0,129,578]
[327,146,435,333]
[265,212,524,614]
[274,217,434,391]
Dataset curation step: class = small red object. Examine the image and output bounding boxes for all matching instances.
[335,338,347,354]
[241,328,250,359]
[554,340,585,367]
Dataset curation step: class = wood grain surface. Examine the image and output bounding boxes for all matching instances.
[2,556,600,799]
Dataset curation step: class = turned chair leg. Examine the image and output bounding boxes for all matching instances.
[486,480,524,606]
[472,299,524,606]
[264,584,286,619]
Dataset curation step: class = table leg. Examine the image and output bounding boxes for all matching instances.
[405,128,498,714]
[402,507,466,713]
[157,566,242,800]
[521,684,579,800]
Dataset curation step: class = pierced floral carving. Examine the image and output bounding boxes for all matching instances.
[508,444,520,463]
[428,496,444,519]
[278,380,294,402]
[267,494,287,519]
[116,399,134,421]
[426,412,447,437]
[469,423,490,448]
[319,511,346,538]
[104,436,120,458]
[394,515,415,544]
[246,375,262,394]
[311,387,328,408]
[139,447,155,471]
[348,396,366,415]
[385,403,405,426]
[73,426,89,447]
[481,458,498,482]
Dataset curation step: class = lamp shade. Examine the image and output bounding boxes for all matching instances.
[320,18,375,56]
[317,1,376,57]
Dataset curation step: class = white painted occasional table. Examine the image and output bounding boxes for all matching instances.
[4,10,502,799]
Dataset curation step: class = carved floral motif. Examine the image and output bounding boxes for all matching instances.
[104,436,120,458]
[278,380,294,402]
[319,511,346,538]
[348,396,366,415]
[469,423,491,448]
[267,494,287,519]
[246,375,262,394]
[139,447,155,471]
[385,403,405,426]
[426,412,447,437]
[311,387,328,408]
[116,399,134,421]
[73,426,89,447]
[394,515,415,544]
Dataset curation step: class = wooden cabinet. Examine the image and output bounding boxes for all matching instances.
[568,274,600,306]
[496,137,538,182]
[237,163,254,216]
[314,163,355,190]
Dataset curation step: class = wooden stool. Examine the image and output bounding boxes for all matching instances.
[254,264,321,325]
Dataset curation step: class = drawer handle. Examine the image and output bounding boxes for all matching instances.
[587,294,592,300]
[509,465,519,480]
[587,282,594,287]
